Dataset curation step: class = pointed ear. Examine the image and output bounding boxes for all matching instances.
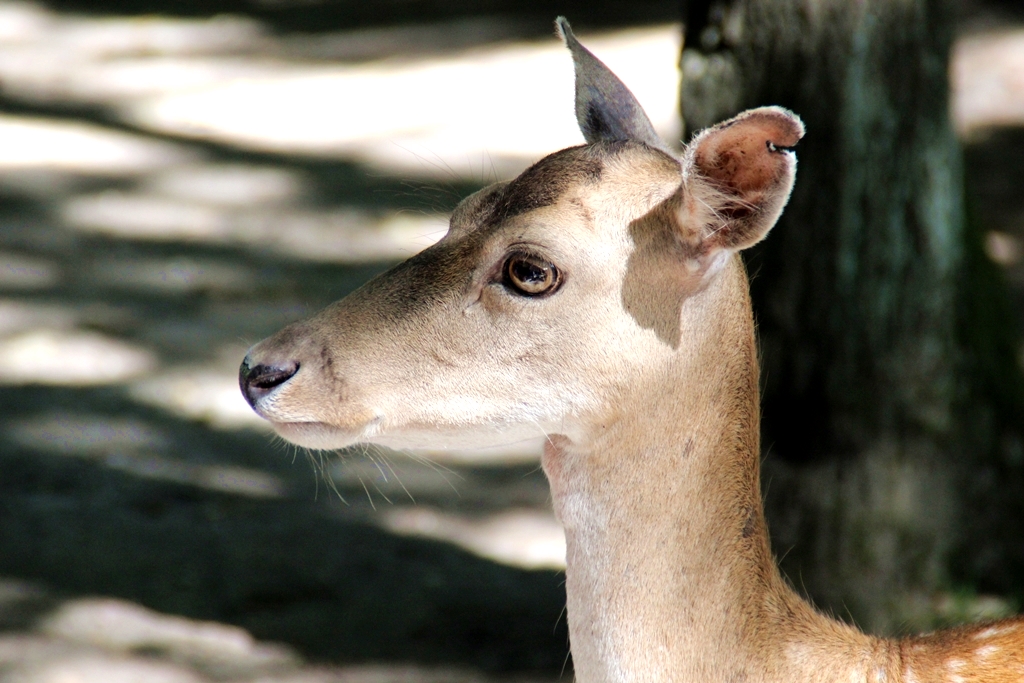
[676,107,804,261]
[556,17,667,151]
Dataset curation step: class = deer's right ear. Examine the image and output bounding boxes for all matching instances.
[675,107,804,266]
[556,17,667,152]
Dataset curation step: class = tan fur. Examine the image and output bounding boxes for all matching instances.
[240,22,1024,683]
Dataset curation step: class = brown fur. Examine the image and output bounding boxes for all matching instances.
[483,145,604,225]
[901,620,1024,682]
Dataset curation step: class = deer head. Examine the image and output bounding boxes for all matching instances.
[239,18,803,459]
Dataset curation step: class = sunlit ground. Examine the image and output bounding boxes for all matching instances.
[0,0,1023,678]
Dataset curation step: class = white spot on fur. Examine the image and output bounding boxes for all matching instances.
[945,658,967,683]
[975,644,999,658]
[972,623,1019,640]
[903,665,918,683]
[974,626,999,640]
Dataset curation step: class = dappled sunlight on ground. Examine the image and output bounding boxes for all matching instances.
[127,27,681,176]
[0,328,157,385]
[129,361,270,430]
[38,597,296,676]
[325,446,560,568]
[0,114,192,174]
[0,581,558,682]
[6,411,286,496]
[0,1,680,177]
[63,188,449,261]
[383,508,566,571]
[0,0,1022,677]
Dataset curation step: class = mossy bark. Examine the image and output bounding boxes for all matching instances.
[681,0,1024,632]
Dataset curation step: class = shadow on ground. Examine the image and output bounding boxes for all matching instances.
[0,422,568,670]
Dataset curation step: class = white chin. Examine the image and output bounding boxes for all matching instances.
[373,424,549,452]
[270,421,361,450]
[271,419,550,453]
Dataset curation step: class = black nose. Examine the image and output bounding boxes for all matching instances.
[239,358,299,408]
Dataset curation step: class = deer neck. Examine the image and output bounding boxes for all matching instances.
[542,257,885,683]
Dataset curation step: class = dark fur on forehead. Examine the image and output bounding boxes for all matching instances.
[483,144,605,225]
[450,182,507,233]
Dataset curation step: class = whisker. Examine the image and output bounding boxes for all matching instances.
[401,448,464,497]
[365,452,395,505]
[377,451,416,504]
[357,472,376,511]
[324,453,348,504]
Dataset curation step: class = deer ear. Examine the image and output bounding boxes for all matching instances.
[556,17,667,151]
[676,107,804,261]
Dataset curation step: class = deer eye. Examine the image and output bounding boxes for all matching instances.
[503,252,561,297]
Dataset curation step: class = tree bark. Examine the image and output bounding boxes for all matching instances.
[680,0,1024,633]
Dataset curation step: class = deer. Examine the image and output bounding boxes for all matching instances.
[239,18,1024,683]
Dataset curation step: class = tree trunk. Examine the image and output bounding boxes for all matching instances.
[680,0,1024,633]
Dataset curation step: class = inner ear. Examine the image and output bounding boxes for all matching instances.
[694,111,802,198]
[678,107,805,256]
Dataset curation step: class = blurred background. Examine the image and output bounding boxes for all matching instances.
[0,0,1022,681]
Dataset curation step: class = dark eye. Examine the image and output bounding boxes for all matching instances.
[502,252,561,297]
